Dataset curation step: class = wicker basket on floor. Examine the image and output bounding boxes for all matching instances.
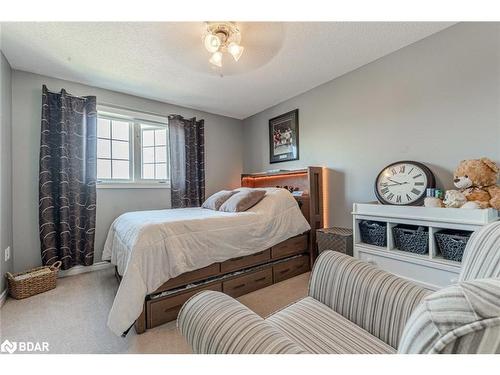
[6,261,62,299]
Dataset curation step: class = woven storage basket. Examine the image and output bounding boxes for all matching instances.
[317,227,353,255]
[393,225,429,254]
[6,261,62,299]
[359,220,387,247]
[435,230,471,262]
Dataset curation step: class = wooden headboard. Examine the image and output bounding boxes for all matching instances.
[241,167,324,260]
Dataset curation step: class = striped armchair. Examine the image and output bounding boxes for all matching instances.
[178,222,500,354]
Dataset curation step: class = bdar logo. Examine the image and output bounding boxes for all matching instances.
[1,339,17,354]
[0,339,49,353]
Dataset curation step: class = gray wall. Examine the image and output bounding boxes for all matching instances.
[0,51,13,292]
[7,22,500,273]
[11,71,243,272]
[242,23,500,229]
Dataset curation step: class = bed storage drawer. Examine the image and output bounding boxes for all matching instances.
[271,234,308,259]
[222,268,273,298]
[220,249,271,273]
[146,283,222,328]
[157,263,220,291]
[273,255,310,283]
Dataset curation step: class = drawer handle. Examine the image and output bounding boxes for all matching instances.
[254,277,267,282]
[295,264,304,269]
[163,306,180,314]
[279,268,290,274]
[233,283,246,289]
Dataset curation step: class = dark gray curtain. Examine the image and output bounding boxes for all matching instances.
[168,115,205,208]
[39,85,97,270]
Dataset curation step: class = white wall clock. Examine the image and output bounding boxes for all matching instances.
[375,161,435,206]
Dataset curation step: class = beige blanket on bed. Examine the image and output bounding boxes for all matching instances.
[102,188,311,336]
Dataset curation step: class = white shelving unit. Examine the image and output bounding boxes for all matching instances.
[352,202,498,290]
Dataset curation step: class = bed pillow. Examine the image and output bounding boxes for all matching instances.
[219,189,266,212]
[202,190,237,211]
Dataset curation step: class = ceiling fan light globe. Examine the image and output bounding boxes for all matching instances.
[209,51,223,67]
[204,33,221,53]
[228,42,244,61]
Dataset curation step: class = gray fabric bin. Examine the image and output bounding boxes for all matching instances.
[317,227,353,256]
[435,230,472,262]
[359,221,387,247]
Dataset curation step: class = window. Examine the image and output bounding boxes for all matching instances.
[140,124,169,180]
[96,107,169,186]
[97,118,131,180]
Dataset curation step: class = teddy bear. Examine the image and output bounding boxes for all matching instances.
[424,196,444,208]
[443,190,480,209]
[453,158,500,210]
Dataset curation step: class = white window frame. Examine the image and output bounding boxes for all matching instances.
[135,120,171,184]
[96,105,170,189]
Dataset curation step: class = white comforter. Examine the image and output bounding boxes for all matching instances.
[103,188,311,336]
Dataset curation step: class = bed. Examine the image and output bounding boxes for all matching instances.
[103,167,324,336]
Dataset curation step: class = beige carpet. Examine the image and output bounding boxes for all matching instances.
[0,267,309,354]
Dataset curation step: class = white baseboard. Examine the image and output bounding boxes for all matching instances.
[58,261,113,278]
[0,288,7,308]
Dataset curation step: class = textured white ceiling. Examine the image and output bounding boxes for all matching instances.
[0,22,454,119]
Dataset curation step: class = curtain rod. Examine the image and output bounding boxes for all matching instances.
[44,88,90,100]
[44,90,178,119]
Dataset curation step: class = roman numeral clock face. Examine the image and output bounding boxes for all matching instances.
[375,162,434,205]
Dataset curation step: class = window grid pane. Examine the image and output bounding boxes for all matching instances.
[97,118,111,138]
[142,146,155,164]
[97,159,111,179]
[111,140,130,160]
[97,138,111,159]
[112,121,130,141]
[155,129,167,146]
[112,160,130,179]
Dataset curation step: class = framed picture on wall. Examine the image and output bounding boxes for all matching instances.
[269,109,299,163]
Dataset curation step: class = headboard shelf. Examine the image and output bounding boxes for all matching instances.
[241,169,308,178]
[241,166,324,263]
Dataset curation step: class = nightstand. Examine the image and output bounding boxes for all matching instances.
[316,227,353,256]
